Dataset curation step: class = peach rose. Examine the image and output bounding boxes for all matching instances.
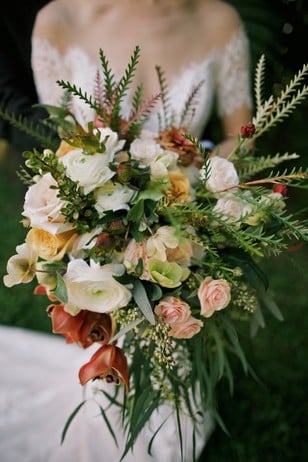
[26,228,77,261]
[167,171,191,203]
[55,140,75,158]
[154,296,191,325]
[168,316,203,339]
[198,276,231,318]
[166,238,193,266]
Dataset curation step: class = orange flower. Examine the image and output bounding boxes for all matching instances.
[167,171,191,203]
[79,344,129,392]
[47,304,113,348]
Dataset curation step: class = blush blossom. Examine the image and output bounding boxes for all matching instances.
[168,316,203,339]
[198,276,231,318]
[22,173,74,234]
[154,296,191,325]
[3,243,38,287]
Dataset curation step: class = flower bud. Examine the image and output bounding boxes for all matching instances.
[240,122,255,138]
[273,184,288,196]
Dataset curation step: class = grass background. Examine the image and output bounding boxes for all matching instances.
[0,1,307,459]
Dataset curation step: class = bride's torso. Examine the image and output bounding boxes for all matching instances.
[31,0,251,137]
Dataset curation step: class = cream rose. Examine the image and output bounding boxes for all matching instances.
[63,259,132,315]
[154,296,191,325]
[168,316,203,339]
[198,276,231,318]
[96,127,126,158]
[3,243,38,287]
[205,156,239,194]
[213,192,252,224]
[22,173,74,234]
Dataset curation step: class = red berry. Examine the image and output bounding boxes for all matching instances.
[273,184,288,196]
[240,122,255,138]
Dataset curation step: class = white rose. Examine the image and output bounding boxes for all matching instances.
[205,156,239,194]
[150,150,179,178]
[94,181,136,217]
[213,192,252,224]
[129,138,162,165]
[60,149,115,195]
[96,127,126,158]
[63,259,132,314]
[3,243,38,287]
[22,173,74,234]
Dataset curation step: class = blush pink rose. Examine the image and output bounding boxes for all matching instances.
[154,296,191,325]
[168,316,203,339]
[198,276,231,318]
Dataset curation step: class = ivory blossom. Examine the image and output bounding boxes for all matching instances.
[205,156,239,194]
[63,259,132,315]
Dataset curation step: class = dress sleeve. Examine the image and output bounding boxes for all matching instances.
[215,26,253,117]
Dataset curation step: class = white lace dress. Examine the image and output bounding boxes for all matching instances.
[0,27,251,462]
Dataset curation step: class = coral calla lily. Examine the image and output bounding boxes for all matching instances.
[47,304,113,348]
[79,344,129,392]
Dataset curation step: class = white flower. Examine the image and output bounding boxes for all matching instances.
[3,243,38,287]
[213,192,252,224]
[150,150,179,178]
[60,149,115,195]
[96,127,126,157]
[22,173,74,234]
[69,227,103,259]
[129,138,162,165]
[205,156,239,194]
[146,226,179,261]
[94,181,136,217]
[63,259,132,314]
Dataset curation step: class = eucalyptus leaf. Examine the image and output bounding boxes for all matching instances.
[53,272,68,303]
[132,280,156,325]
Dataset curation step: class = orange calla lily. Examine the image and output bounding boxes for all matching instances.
[79,344,129,392]
[47,304,113,348]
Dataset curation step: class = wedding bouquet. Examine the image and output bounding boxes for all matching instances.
[2,47,308,460]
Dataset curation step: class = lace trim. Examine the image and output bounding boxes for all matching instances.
[31,27,252,135]
[215,27,253,116]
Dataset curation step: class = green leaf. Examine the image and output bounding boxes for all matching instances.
[132,280,156,325]
[110,318,143,343]
[61,400,86,444]
[99,405,119,447]
[53,272,68,303]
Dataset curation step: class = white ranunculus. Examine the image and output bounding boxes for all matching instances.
[63,259,132,314]
[94,181,136,217]
[60,149,115,195]
[213,192,252,224]
[96,127,126,159]
[129,138,162,165]
[22,173,74,234]
[205,156,239,194]
[3,243,38,287]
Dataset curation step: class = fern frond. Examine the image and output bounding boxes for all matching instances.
[111,46,141,128]
[179,80,205,127]
[238,152,300,181]
[252,62,308,138]
[155,65,172,128]
[254,54,267,111]
[126,93,161,139]
[98,48,116,105]
[56,80,102,113]
[0,108,58,150]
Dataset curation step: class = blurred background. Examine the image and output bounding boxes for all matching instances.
[0,0,307,461]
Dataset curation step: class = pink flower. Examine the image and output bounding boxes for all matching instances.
[198,276,231,318]
[168,316,203,339]
[154,296,191,325]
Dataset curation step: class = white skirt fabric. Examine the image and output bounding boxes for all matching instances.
[0,325,213,462]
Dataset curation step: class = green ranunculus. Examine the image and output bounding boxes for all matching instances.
[148,260,190,288]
